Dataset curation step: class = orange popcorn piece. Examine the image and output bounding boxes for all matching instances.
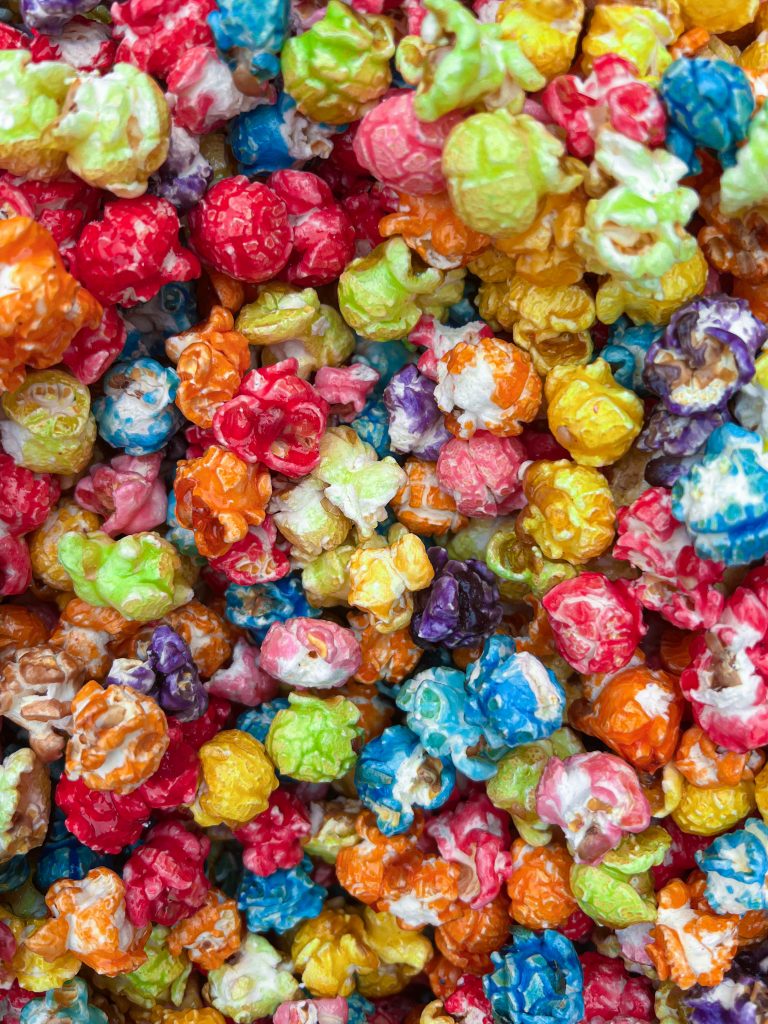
[391,458,468,537]
[380,192,489,270]
[168,888,242,970]
[674,726,765,789]
[348,609,423,687]
[435,896,510,972]
[506,840,577,930]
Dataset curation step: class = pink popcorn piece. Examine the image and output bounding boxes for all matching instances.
[436,432,526,518]
[75,453,167,537]
[426,793,514,910]
[313,365,380,422]
[614,486,725,631]
[260,617,362,690]
[274,999,348,1024]
[542,572,646,675]
[536,751,651,864]
[542,53,666,159]
[233,790,311,877]
[205,639,279,707]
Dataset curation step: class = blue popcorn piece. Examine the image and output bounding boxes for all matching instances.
[94,358,181,455]
[660,58,754,175]
[225,575,321,643]
[483,928,584,1024]
[237,856,326,934]
[697,817,768,916]
[21,979,107,1024]
[230,93,340,175]
[672,423,768,566]
[354,724,455,836]
[465,635,565,750]
[396,667,505,781]
[209,0,289,81]
[600,317,662,396]
[350,397,392,459]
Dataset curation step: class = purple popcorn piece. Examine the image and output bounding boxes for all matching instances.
[411,547,502,650]
[383,364,451,461]
[20,0,99,33]
[147,625,209,722]
[150,127,213,213]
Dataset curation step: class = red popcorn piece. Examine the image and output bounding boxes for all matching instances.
[188,176,293,283]
[436,432,526,518]
[426,794,514,910]
[542,572,646,674]
[123,819,210,927]
[0,534,30,597]
[267,170,356,287]
[29,16,117,73]
[233,790,311,877]
[11,176,103,258]
[136,719,201,808]
[542,54,666,159]
[0,26,27,48]
[111,0,215,80]
[0,924,15,964]
[209,519,291,585]
[580,952,654,1023]
[213,359,329,478]
[61,306,127,385]
[0,454,60,537]
[71,196,200,306]
[614,486,725,631]
[341,184,397,256]
[55,776,152,855]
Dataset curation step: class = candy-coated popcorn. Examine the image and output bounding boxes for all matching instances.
[720,101,768,217]
[348,526,435,633]
[580,953,654,1023]
[396,667,500,781]
[51,63,169,198]
[543,55,666,160]
[71,197,200,307]
[165,598,232,677]
[288,907,374,998]
[205,638,277,707]
[167,888,241,970]
[671,778,756,836]
[647,878,738,990]
[383,365,452,462]
[266,692,361,781]
[0,646,84,762]
[542,573,645,675]
[697,818,768,915]
[19,979,107,1024]
[396,0,544,121]
[260,618,360,689]
[506,840,577,930]
[493,0,582,81]
[209,518,291,586]
[0,908,80,993]
[302,542,355,608]
[483,928,584,1024]
[57,531,192,621]
[380,190,489,272]
[190,729,277,827]
[675,726,764,790]
[436,433,525,518]
[93,358,180,454]
[701,188,768,287]
[485,523,576,601]
[435,335,542,440]
[0,606,49,665]
[596,248,708,328]
[0,52,74,180]
[213,360,328,477]
[391,459,466,538]
[237,855,326,934]
[282,1,395,125]
[166,306,249,430]
[1,369,96,476]
[65,680,169,794]
[536,751,651,864]
[25,868,150,976]
[62,306,127,387]
[520,460,616,565]
[208,0,287,80]
[348,609,423,687]
[75,454,166,538]
[314,365,379,423]
[122,820,209,928]
[465,635,565,749]
[54,774,149,855]
[411,548,502,650]
[545,360,643,467]
[581,3,678,82]
[0,217,102,393]
[672,424,768,566]
[435,895,511,972]
[225,576,320,643]
[354,91,460,195]
[355,725,456,835]
[0,748,49,864]
[206,933,298,1021]
[233,789,310,876]
[173,446,271,558]
[228,90,338,176]
[303,797,361,864]
[660,59,754,175]
[110,0,214,79]
[166,45,270,137]
[442,110,581,238]
[338,239,454,343]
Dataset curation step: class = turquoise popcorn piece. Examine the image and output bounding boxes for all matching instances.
[600,318,662,396]
[672,423,768,566]
[94,358,181,455]
[209,0,289,80]
[21,979,107,1024]
[697,817,768,916]
[396,666,507,781]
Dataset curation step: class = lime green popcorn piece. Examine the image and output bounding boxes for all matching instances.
[0,370,96,475]
[338,238,448,342]
[396,0,545,121]
[721,102,768,216]
[57,530,194,622]
[442,109,582,238]
[104,927,191,1008]
[282,0,395,125]
[302,543,356,608]
[266,693,362,783]
[0,50,75,179]
[207,933,299,1022]
[51,63,169,198]
[313,426,406,539]
[601,825,672,875]
[485,524,577,599]
[578,130,699,292]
